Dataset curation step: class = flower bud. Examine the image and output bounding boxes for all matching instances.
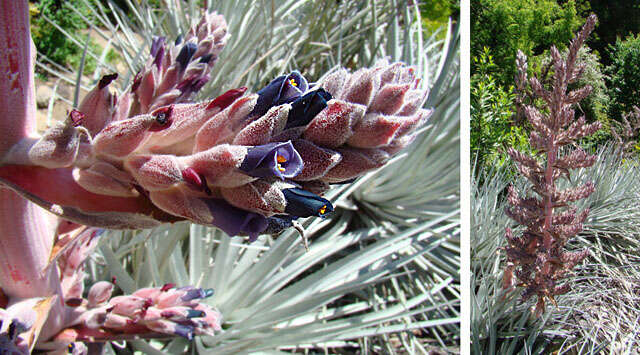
[195,95,258,151]
[369,83,410,115]
[347,113,404,148]
[303,100,366,148]
[220,180,287,216]
[282,188,333,218]
[28,120,81,168]
[233,104,290,146]
[322,148,388,183]
[73,163,136,197]
[87,281,114,308]
[78,74,118,135]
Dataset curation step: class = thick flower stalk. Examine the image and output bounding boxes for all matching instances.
[502,15,601,317]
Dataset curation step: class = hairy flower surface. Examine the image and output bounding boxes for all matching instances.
[57,283,222,342]
[503,15,600,317]
[0,4,434,354]
[1,35,430,241]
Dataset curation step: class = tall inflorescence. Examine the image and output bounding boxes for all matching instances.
[502,15,601,317]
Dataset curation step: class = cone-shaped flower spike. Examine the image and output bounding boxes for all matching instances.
[2,60,430,240]
[0,10,430,242]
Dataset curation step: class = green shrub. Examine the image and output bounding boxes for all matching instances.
[420,0,460,39]
[30,0,96,75]
[471,48,528,172]
[471,0,583,86]
[606,34,640,123]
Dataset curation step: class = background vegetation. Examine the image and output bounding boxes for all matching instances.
[471,0,640,171]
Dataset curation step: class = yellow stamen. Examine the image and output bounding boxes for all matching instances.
[277,164,286,172]
[289,78,297,87]
[319,205,327,215]
[277,155,287,163]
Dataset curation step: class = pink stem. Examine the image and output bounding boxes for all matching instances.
[0,3,68,341]
[0,0,61,299]
[543,143,556,250]
[0,0,37,154]
[0,188,60,298]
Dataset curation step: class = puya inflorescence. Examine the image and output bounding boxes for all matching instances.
[2,11,432,245]
[0,7,433,353]
[502,15,601,317]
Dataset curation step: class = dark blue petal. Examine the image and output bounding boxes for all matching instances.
[282,188,333,218]
[285,88,332,129]
[199,53,214,64]
[176,42,198,69]
[186,310,205,318]
[239,141,303,179]
[201,199,268,241]
[173,324,194,340]
[251,71,310,117]
[175,34,184,45]
[252,75,287,117]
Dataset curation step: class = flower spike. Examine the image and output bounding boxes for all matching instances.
[1,13,429,245]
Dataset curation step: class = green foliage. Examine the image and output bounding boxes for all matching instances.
[471,0,583,85]
[574,0,640,66]
[420,0,459,38]
[606,34,640,123]
[471,48,528,171]
[30,0,99,76]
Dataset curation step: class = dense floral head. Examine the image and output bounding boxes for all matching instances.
[43,282,222,351]
[0,7,430,242]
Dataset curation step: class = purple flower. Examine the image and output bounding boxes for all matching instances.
[285,88,332,129]
[202,198,268,241]
[177,74,211,96]
[176,42,198,69]
[252,71,309,117]
[239,141,303,179]
[282,188,333,218]
[180,287,214,301]
[150,36,166,69]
